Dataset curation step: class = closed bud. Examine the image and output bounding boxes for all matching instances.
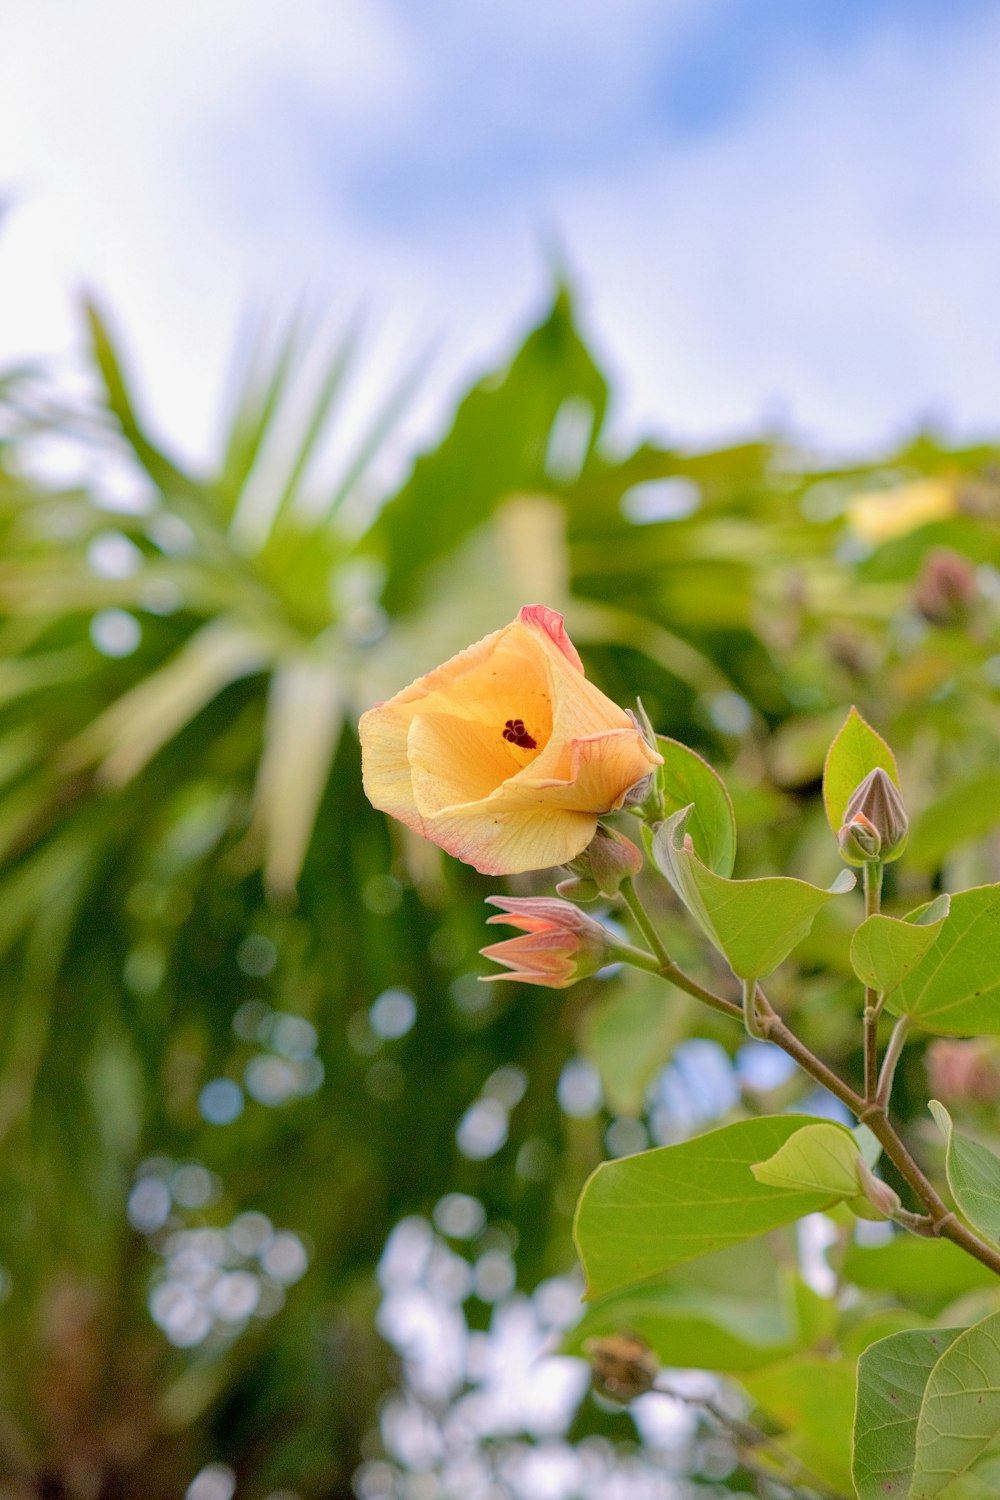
[554,874,601,902]
[914,547,977,626]
[565,825,644,898]
[853,1158,902,1221]
[838,767,908,864]
[479,896,616,988]
[837,813,881,864]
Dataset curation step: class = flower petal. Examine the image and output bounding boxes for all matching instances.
[511,731,661,814]
[518,604,584,672]
[422,801,597,876]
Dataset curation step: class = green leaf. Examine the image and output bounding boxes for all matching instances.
[653,735,736,876]
[850,894,951,995]
[908,771,1000,872]
[751,1121,863,1198]
[565,1283,797,1373]
[651,806,855,980]
[85,298,197,499]
[247,655,344,899]
[886,884,1000,1035]
[840,1310,932,1360]
[377,287,607,613]
[70,618,271,784]
[573,1114,839,1300]
[929,1100,1000,1243]
[742,1355,857,1494]
[823,705,899,833]
[842,1235,998,1307]
[912,1311,1000,1499]
[581,975,690,1117]
[853,1327,964,1500]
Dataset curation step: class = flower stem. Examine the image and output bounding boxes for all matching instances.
[619,878,672,968]
[862,861,884,1102]
[742,978,765,1040]
[617,912,1000,1280]
[876,1016,911,1109]
[617,882,743,1024]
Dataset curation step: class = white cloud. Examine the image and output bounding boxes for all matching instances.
[556,15,1000,448]
[2,0,1000,477]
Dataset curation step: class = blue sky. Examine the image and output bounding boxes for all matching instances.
[2,0,1000,474]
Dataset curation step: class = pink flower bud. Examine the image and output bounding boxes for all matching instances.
[837,767,908,864]
[479,896,616,989]
[914,547,977,626]
[837,812,882,863]
[854,1158,902,1221]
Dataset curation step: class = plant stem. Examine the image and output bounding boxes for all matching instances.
[616,926,1000,1280]
[742,978,765,1040]
[656,1380,846,1499]
[616,947,743,1026]
[619,879,672,968]
[862,861,883,1102]
[876,1016,911,1109]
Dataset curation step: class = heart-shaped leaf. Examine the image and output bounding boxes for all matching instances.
[886,884,1000,1035]
[652,806,854,980]
[823,706,899,834]
[574,1114,840,1300]
[854,1326,964,1500]
[929,1099,1000,1243]
[654,735,736,876]
[850,894,951,995]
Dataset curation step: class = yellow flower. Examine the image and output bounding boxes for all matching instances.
[847,478,956,546]
[359,605,661,875]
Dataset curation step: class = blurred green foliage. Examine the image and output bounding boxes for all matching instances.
[2,285,1000,1498]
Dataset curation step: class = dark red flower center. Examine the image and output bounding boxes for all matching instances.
[502,718,537,749]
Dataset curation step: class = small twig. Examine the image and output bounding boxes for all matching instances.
[616,931,1000,1280]
[743,977,765,1039]
[862,861,883,1103]
[876,1016,911,1109]
[656,1379,848,1498]
[619,879,673,970]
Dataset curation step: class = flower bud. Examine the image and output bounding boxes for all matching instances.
[852,1158,902,1221]
[837,768,908,864]
[837,813,881,864]
[479,896,615,988]
[914,547,977,626]
[554,874,601,902]
[564,825,644,898]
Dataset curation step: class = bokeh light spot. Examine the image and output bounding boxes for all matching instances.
[90,607,141,657]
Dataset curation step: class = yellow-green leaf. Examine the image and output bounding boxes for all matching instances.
[574,1114,838,1300]
[823,705,899,834]
[652,805,854,980]
[850,894,951,995]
